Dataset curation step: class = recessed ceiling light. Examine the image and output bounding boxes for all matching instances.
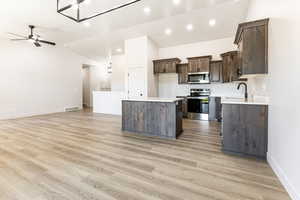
[186,24,194,31]
[165,28,172,35]
[84,0,91,5]
[83,22,90,27]
[173,0,181,5]
[116,48,123,53]
[209,19,216,27]
[143,7,151,14]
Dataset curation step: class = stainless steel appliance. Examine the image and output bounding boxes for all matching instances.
[187,72,210,84]
[187,89,210,120]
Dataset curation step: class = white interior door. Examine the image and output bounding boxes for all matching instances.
[128,68,146,99]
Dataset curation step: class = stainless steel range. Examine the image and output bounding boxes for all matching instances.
[187,89,210,120]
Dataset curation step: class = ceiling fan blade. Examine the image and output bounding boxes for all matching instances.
[10,39,28,41]
[34,42,41,47]
[7,32,27,39]
[38,40,56,46]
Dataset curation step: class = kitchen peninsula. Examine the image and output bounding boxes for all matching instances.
[122,98,183,139]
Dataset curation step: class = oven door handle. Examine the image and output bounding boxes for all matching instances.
[187,97,209,100]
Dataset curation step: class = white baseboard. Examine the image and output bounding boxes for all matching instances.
[268,153,300,200]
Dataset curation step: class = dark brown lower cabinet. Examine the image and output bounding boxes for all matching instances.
[222,104,268,159]
[208,97,222,121]
[177,96,188,118]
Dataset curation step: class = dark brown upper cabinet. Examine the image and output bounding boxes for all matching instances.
[187,56,212,73]
[177,63,188,84]
[234,18,269,77]
[221,51,240,82]
[153,58,181,74]
[210,60,223,83]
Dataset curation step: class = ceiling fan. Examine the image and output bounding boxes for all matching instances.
[8,25,56,47]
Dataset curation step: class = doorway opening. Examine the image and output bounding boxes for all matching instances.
[82,64,92,109]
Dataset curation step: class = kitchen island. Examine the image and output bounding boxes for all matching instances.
[122,98,183,139]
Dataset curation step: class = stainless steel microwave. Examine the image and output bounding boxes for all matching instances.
[187,72,210,84]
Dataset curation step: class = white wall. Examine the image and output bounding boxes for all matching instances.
[111,55,126,92]
[147,38,159,97]
[0,39,90,120]
[247,1,300,199]
[159,37,236,61]
[124,36,147,98]
[158,37,245,98]
[124,36,159,98]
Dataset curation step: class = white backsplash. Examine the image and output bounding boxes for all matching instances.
[247,75,269,98]
[158,74,245,98]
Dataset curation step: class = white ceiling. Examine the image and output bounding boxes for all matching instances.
[0,0,249,60]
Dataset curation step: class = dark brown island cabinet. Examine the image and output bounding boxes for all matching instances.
[187,56,212,73]
[234,18,269,77]
[122,99,183,139]
[153,58,181,74]
[222,104,268,159]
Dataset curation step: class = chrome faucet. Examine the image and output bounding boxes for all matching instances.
[237,82,248,99]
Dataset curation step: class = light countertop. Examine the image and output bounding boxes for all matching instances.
[123,97,184,103]
[221,97,269,105]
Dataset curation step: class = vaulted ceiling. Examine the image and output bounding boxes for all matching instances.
[0,0,249,60]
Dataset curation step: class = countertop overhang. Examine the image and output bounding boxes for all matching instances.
[221,97,269,105]
[122,97,184,103]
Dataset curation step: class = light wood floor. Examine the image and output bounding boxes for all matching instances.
[0,110,291,200]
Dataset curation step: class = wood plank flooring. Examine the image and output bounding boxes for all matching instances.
[0,110,291,200]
